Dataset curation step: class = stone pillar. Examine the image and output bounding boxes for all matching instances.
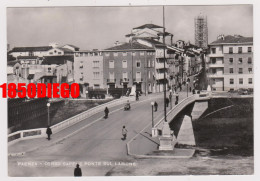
[159,121,174,150]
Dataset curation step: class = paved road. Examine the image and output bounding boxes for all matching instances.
[9,92,181,176]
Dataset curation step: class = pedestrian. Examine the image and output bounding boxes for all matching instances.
[169,92,172,102]
[175,100,178,105]
[174,86,177,93]
[192,88,196,94]
[179,82,182,91]
[135,91,139,101]
[176,92,179,102]
[122,126,128,140]
[154,101,158,112]
[46,126,52,140]
[104,107,109,119]
[165,97,169,107]
[74,164,82,177]
[189,86,192,92]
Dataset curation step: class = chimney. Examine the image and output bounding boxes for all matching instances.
[217,34,225,40]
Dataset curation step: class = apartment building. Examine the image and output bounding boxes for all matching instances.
[208,35,253,91]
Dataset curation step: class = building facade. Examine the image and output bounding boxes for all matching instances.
[207,35,253,91]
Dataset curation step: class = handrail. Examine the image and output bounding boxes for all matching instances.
[8,96,134,145]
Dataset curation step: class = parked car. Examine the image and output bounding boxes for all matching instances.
[238,88,249,95]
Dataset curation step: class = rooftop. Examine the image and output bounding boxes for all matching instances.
[41,55,74,65]
[210,35,253,45]
[133,24,163,30]
[105,42,153,51]
[11,46,53,52]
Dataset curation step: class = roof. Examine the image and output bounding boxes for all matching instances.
[157,31,173,36]
[125,33,136,37]
[11,46,53,52]
[137,38,163,46]
[41,56,74,65]
[210,35,253,45]
[17,56,38,59]
[133,24,163,30]
[57,47,74,52]
[105,42,153,51]
[64,44,79,49]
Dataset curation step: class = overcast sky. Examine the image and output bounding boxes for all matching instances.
[7,5,253,50]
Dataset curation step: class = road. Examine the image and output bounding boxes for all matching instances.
[8,93,169,176]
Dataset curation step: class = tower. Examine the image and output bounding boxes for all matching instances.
[195,13,208,49]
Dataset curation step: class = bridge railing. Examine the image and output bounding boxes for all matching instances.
[152,95,196,137]
[8,96,134,145]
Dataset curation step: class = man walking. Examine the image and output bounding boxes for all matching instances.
[176,92,179,102]
[46,126,52,140]
[154,101,158,112]
[122,126,128,140]
[104,107,109,119]
[74,164,82,177]
[165,97,169,108]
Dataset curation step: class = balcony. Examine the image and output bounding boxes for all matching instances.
[133,78,143,83]
[208,53,224,58]
[107,79,116,83]
[208,73,224,78]
[208,63,224,68]
[155,73,168,80]
[121,78,129,83]
[155,62,169,69]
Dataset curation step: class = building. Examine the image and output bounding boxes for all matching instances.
[207,35,253,91]
[195,14,208,49]
[103,41,156,94]
[74,50,104,97]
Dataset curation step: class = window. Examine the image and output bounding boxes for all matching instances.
[122,60,127,68]
[48,67,52,73]
[248,57,252,64]
[148,60,151,67]
[80,72,83,81]
[132,52,136,56]
[211,58,216,64]
[239,68,243,74]
[109,60,114,68]
[140,52,144,56]
[229,58,233,64]
[148,71,151,78]
[136,61,141,68]
[93,61,99,68]
[123,52,127,56]
[136,72,141,79]
[230,79,234,84]
[151,60,154,67]
[105,53,110,57]
[79,62,83,68]
[211,48,216,54]
[239,78,243,84]
[123,72,128,79]
[238,47,242,53]
[229,68,233,74]
[49,52,53,55]
[114,52,118,56]
[109,72,114,79]
[229,47,233,54]
[93,72,100,79]
[94,84,100,89]
[58,52,62,55]
[238,58,243,64]
[212,69,216,74]
[248,78,253,84]
[248,47,252,53]
[248,68,252,73]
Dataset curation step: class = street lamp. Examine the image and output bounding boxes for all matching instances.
[151,101,155,128]
[186,81,189,97]
[47,102,50,126]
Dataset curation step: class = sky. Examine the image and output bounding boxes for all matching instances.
[7,5,253,50]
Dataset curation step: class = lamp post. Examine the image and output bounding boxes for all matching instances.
[47,102,50,126]
[151,101,154,128]
[186,81,189,97]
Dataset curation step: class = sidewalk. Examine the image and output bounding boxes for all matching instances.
[8,92,165,156]
[127,90,196,158]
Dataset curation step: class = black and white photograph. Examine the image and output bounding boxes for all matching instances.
[1,0,258,179]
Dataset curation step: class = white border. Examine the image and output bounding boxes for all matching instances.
[0,0,259,181]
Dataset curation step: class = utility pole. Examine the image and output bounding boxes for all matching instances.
[163,6,167,122]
